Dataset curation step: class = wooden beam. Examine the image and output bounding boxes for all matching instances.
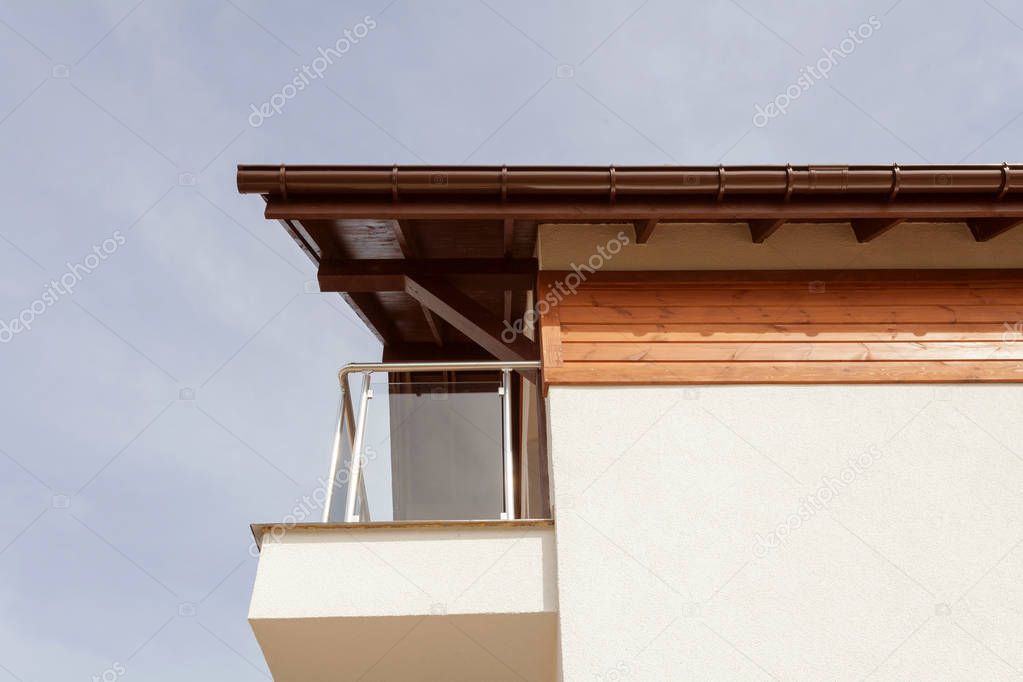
[851,218,904,243]
[404,275,538,362]
[387,220,445,345]
[318,258,538,292]
[633,219,658,244]
[503,218,515,256]
[422,306,444,346]
[391,219,420,257]
[503,219,516,331]
[967,218,1023,242]
[748,219,785,243]
[503,290,513,323]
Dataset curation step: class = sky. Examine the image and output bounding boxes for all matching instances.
[0,0,1021,679]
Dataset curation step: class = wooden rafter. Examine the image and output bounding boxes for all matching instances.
[748,219,786,243]
[404,275,538,362]
[968,218,1023,242]
[851,218,904,243]
[391,219,420,257]
[633,219,658,244]
[503,218,515,256]
[388,220,444,346]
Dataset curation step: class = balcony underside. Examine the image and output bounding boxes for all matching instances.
[253,612,557,681]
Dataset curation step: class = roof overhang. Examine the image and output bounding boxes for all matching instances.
[237,164,1023,355]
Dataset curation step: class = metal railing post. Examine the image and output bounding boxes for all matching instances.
[321,385,347,522]
[501,368,515,520]
[344,372,374,522]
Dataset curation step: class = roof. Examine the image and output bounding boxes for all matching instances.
[237,164,1023,355]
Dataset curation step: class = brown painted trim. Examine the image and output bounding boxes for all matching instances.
[240,164,1023,200]
[318,258,538,292]
[265,197,1023,223]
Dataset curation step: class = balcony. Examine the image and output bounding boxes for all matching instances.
[249,361,556,681]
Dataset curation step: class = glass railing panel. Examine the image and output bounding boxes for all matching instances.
[360,374,506,521]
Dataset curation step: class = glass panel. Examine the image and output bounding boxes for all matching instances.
[356,374,506,521]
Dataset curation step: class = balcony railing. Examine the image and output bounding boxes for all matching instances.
[322,361,547,523]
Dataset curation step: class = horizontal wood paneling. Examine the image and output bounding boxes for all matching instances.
[561,324,1012,343]
[539,270,1023,384]
[563,341,1023,362]
[565,288,1023,307]
[544,361,1023,384]
[558,306,1023,324]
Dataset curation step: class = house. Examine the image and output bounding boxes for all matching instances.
[238,164,1023,680]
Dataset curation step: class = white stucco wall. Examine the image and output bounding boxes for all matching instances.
[250,523,559,681]
[250,524,556,619]
[548,385,1023,680]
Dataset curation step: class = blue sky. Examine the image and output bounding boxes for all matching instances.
[1,0,1021,679]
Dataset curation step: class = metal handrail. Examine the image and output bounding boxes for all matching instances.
[338,361,540,382]
[322,360,541,523]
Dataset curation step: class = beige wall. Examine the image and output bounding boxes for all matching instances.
[539,221,1023,270]
[251,524,556,619]
[254,613,557,682]
[548,384,1023,680]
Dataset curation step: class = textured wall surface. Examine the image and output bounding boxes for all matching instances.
[549,385,1023,680]
[539,221,1023,271]
[250,525,556,618]
[250,524,559,681]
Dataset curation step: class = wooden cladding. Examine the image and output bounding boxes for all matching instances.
[538,270,1023,384]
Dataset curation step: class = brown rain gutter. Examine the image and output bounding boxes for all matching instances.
[238,163,1023,200]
